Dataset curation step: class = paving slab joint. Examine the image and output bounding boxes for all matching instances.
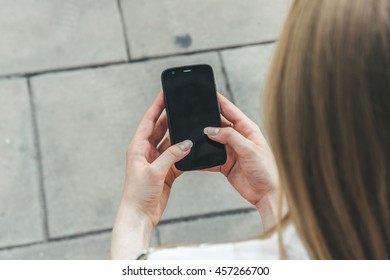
[27,78,50,241]
[116,0,131,61]
[218,52,235,102]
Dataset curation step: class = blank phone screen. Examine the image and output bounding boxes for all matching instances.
[162,64,226,171]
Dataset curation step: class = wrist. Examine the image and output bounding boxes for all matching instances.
[255,191,277,232]
[119,187,156,227]
[110,200,153,259]
[255,190,289,233]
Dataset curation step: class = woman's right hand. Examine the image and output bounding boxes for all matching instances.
[203,93,280,230]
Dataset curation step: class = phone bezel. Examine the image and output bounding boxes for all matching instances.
[161,64,227,171]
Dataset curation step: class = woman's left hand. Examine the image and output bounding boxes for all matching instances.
[111,91,192,259]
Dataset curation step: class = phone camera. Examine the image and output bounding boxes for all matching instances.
[171,71,175,74]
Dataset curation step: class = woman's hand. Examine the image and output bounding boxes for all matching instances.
[204,94,280,231]
[111,91,192,259]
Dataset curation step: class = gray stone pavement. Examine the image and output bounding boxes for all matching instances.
[222,44,276,130]
[121,0,289,59]
[0,0,127,76]
[0,0,289,259]
[0,79,43,248]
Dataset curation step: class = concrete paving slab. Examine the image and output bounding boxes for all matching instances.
[31,52,250,239]
[121,0,289,59]
[0,230,158,260]
[0,0,127,76]
[158,211,263,245]
[221,44,276,131]
[162,172,252,220]
[0,79,44,248]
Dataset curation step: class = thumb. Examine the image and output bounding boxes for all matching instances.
[204,126,256,156]
[151,140,193,175]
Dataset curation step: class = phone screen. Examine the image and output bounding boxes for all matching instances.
[161,64,226,171]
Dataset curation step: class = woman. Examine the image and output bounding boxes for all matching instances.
[111,0,390,259]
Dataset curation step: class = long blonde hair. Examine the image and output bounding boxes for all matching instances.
[264,0,390,259]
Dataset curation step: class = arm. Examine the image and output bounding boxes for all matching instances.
[255,192,279,233]
[110,91,192,259]
[203,93,286,232]
[111,204,153,259]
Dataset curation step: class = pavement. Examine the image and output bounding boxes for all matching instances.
[0,0,290,259]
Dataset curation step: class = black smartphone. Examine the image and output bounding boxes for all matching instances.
[161,64,227,171]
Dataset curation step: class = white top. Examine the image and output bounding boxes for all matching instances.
[148,223,309,260]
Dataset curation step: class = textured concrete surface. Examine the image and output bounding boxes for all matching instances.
[0,79,43,248]
[121,0,289,58]
[0,0,286,259]
[162,172,252,221]
[158,210,263,245]
[221,44,276,130]
[0,230,158,260]
[0,0,127,76]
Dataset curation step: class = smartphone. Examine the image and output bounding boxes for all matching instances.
[161,64,227,171]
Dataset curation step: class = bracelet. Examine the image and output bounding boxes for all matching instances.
[134,249,150,260]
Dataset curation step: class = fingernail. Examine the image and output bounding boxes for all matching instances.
[204,127,220,136]
[178,140,193,151]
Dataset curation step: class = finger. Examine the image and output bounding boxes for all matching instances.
[217,93,259,136]
[149,112,168,146]
[204,126,257,156]
[160,184,171,210]
[221,114,233,127]
[134,91,165,140]
[150,140,193,176]
[200,166,221,172]
[164,169,177,189]
[217,93,251,124]
[157,135,171,154]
